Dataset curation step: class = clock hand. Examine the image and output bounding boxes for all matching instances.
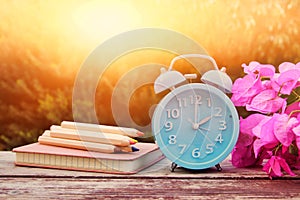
[194,101,198,127]
[188,118,199,130]
[196,116,212,127]
[199,127,209,131]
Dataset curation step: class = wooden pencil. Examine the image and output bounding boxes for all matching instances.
[61,121,144,138]
[38,131,139,153]
[50,125,137,147]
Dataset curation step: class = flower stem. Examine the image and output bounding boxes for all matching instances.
[289,89,300,103]
[286,88,300,106]
[291,89,300,99]
[273,144,282,156]
[288,110,300,118]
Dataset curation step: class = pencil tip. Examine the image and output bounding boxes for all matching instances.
[136,131,144,137]
[129,138,138,145]
[131,146,139,152]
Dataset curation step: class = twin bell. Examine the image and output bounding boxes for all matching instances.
[154,54,233,94]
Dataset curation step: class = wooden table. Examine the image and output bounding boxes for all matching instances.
[1,151,299,199]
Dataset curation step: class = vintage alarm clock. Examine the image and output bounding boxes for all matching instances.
[152,54,239,171]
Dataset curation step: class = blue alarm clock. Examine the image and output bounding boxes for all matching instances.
[152,54,239,171]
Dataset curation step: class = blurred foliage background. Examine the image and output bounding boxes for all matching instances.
[1,0,300,150]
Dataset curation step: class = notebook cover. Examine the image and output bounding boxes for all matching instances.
[13,142,159,160]
[13,142,164,174]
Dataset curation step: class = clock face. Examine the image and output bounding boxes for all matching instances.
[152,83,239,170]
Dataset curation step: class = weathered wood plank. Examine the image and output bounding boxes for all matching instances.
[0,178,299,199]
[1,152,299,179]
[1,151,300,199]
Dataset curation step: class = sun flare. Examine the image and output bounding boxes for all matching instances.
[71,1,141,45]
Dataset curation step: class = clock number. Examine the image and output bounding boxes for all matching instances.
[189,95,202,104]
[168,135,177,144]
[219,120,227,130]
[164,121,173,131]
[192,148,201,158]
[214,107,222,117]
[206,144,214,154]
[177,98,187,107]
[215,133,224,143]
[178,144,187,154]
[189,95,194,104]
[207,98,211,107]
[166,109,180,119]
[195,95,202,104]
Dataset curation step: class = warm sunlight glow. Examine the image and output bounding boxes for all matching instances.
[71,1,140,44]
[1,0,300,150]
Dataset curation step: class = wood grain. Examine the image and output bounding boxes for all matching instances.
[1,178,300,199]
[1,151,300,199]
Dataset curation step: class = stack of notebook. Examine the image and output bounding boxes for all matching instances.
[13,121,164,174]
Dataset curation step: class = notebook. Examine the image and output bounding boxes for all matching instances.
[13,142,164,174]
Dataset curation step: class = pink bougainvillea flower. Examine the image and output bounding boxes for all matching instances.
[252,116,278,144]
[278,144,300,170]
[231,144,257,168]
[279,62,300,73]
[231,114,266,167]
[292,124,300,136]
[273,113,298,147]
[259,65,276,78]
[231,61,300,179]
[234,128,254,148]
[236,114,265,153]
[252,139,263,158]
[252,115,279,157]
[262,156,296,179]
[285,102,300,118]
[231,74,263,106]
[272,69,300,95]
[252,115,272,138]
[271,62,300,94]
[242,61,260,75]
[242,61,275,78]
[239,114,266,137]
[246,89,286,114]
[292,124,300,150]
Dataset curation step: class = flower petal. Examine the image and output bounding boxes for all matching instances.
[252,116,276,143]
[235,131,254,148]
[274,69,300,95]
[273,114,297,147]
[293,124,300,136]
[246,89,286,113]
[262,156,283,178]
[231,74,263,106]
[259,65,276,77]
[253,139,263,158]
[293,125,300,150]
[279,62,300,72]
[272,157,283,177]
[242,61,261,74]
[240,114,266,136]
[243,61,275,78]
[231,146,257,167]
[278,157,296,177]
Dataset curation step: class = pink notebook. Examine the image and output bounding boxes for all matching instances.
[13,142,164,174]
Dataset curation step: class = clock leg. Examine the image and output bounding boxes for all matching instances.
[170,162,178,172]
[215,163,222,172]
[170,163,222,172]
